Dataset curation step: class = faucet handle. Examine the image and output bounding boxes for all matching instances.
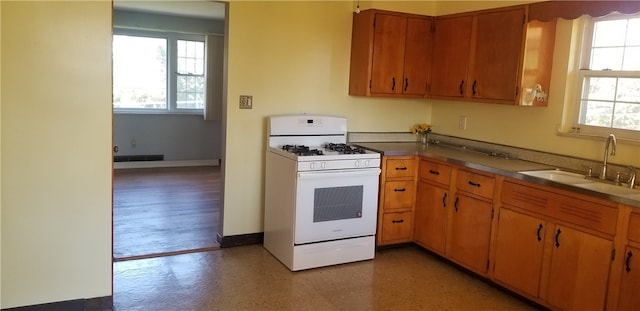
[586,167,593,177]
[615,171,621,185]
[628,166,637,189]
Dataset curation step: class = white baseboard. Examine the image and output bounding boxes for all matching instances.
[114,159,220,169]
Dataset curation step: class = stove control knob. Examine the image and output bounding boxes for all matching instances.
[364,160,370,166]
[309,162,315,169]
[321,162,327,169]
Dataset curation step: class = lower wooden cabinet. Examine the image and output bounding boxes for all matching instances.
[616,211,640,309]
[414,181,449,253]
[377,155,417,245]
[447,193,493,274]
[494,208,613,310]
[414,160,495,275]
[617,246,640,310]
[380,211,414,244]
[495,178,618,311]
[493,208,546,297]
[542,224,612,311]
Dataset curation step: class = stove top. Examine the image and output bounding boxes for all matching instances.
[281,144,370,156]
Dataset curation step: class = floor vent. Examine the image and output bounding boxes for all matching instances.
[114,155,164,162]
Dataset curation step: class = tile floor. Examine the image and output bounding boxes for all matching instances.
[113,244,543,311]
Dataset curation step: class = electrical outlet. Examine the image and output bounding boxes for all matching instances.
[239,95,253,109]
[458,116,468,130]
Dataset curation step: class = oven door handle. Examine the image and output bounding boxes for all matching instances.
[297,168,381,180]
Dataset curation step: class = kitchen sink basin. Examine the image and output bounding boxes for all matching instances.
[519,169,592,185]
[519,169,640,200]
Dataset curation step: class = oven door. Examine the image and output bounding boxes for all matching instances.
[294,168,380,245]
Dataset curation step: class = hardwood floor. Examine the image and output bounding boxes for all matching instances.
[113,166,221,260]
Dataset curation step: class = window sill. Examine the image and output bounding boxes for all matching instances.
[556,129,640,146]
[114,109,204,116]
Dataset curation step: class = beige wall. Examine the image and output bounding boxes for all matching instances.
[0,1,112,308]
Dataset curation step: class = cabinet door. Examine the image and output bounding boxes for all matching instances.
[543,225,612,311]
[402,17,431,96]
[430,15,472,98]
[493,208,545,297]
[618,246,640,310]
[469,8,524,101]
[414,181,449,253]
[370,14,406,94]
[447,194,492,273]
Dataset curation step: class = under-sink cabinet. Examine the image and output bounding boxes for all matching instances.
[377,155,418,245]
[614,210,640,310]
[349,9,432,97]
[494,178,618,311]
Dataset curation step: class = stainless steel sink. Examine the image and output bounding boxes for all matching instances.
[519,169,592,185]
[519,169,640,200]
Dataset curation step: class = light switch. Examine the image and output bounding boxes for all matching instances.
[239,95,253,109]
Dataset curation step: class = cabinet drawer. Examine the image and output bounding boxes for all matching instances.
[419,159,452,185]
[381,211,413,243]
[456,169,495,199]
[629,212,640,243]
[383,181,415,210]
[385,158,416,178]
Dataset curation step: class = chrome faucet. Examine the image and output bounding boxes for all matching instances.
[600,134,616,180]
[628,166,637,189]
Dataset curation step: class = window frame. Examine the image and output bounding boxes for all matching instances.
[570,13,640,141]
[113,28,206,115]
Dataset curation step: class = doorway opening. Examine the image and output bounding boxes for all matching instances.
[111,1,226,261]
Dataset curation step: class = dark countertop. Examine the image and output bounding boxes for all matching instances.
[355,142,640,208]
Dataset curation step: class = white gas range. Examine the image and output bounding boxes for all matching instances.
[263,114,381,271]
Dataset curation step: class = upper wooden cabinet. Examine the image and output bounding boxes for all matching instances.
[430,6,556,105]
[429,15,473,99]
[349,10,433,97]
[470,8,525,102]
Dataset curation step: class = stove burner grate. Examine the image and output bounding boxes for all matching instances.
[324,143,367,154]
[282,145,324,156]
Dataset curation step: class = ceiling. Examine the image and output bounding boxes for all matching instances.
[113,0,226,20]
